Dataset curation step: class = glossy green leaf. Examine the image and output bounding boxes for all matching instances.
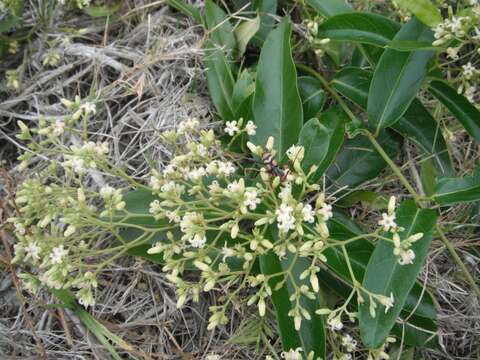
[386,39,440,51]
[326,130,402,190]
[260,248,326,358]
[359,200,438,348]
[299,118,330,174]
[317,12,400,47]
[306,0,352,17]
[429,80,480,144]
[167,0,203,24]
[367,18,435,131]
[232,69,255,117]
[394,0,442,27]
[313,108,347,180]
[205,0,236,55]
[332,67,453,176]
[253,19,303,159]
[421,158,437,196]
[251,0,277,44]
[298,76,326,121]
[432,167,480,205]
[204,44,236,120]
[235,14,260,57]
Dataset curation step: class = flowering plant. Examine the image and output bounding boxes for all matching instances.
[7,0,480,359]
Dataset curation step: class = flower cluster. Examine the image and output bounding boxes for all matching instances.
[378,196,423,266]
[11,99,412,358]
[432,3,480,105]
[303,18,331,57]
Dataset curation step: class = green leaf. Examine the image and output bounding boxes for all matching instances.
[421,158,437,196]
[317,12,400,47]
[204,44,236,120]
[386,39,440,51]
[252,19,303,159]
[251,0,277,45]
[166,0,203,24]
[260,248,326,358]
[359,201,438,348]
[0,13,20,33]
[326,130,402,190]
[298,76,326,121]
[299,118,330,174]
[332,67,453,177]
[235,14,260,57]
[232,69,255,117]
[429,80,480,144]
[432,167,480,205]
[205,0,236,56]
[394,0,442,27]
[306,0,352,17]
[313,108,346,180]
[83,1,121,17]
[367,18,435,131]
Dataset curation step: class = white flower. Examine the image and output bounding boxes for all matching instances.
[178,117,199,134]
[205,355,221,360]
[149,200,162,215]
[80,102,96,116]
[276,203,296,233]
[446,46,460,60]
[380,292,395,313]
[281,348,303,360]
[149,176,162,191]
[25,242,40,261]
[463,62,476,80]
[217,161,235,177]
[244,189,261,211]
[163,164,176,177]
[224,121,239,136]
[327,316,343,331]
[278,183,292,201]
[50,245,68,264]
[378,213,397,232]
[399,249,415,265]
[341,334,357,353]
[100,185,115,198]
[464,84,476,103]
[166,210,181,223]
[301,204,315,223]
[245,120,257,136]
[53,120,65,136]
[227,179,245,194]
[188,167,206,182]
[286,145,304,162]
[71,158,86,174]
[180,212,206,248]
[317,203,333,221]
[189,234,207,248]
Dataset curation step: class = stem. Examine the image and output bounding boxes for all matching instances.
[436,225,480,298]
[363,130,422,203]
[295,63,358,123]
